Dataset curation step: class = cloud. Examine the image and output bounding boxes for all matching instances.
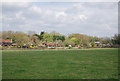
[29,5,42,14]
[2,2,118,37]
[2,2,29,7]
[79,15,87,21]
[55,12,67,18]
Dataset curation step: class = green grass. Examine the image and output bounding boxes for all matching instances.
[2,48,118,79]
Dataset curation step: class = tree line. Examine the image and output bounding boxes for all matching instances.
[0,30,120,48]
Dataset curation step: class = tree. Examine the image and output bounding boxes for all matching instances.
[112,34,120,45]
[27,31,36,37]
[68,33,90,47]
[2,31,14,40]
[63,37,75,47]
[50,31,60,36]
[13,32,30,47]
[33,31,45,40]
[53,35,65,42]
[100,37,111,44]
[70,37,79,45]
[30,36,40,45]
[40,31,45,35]
[43,33,53,43]
[2,31,17,43]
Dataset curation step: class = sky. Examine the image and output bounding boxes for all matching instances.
[1,2,118,37]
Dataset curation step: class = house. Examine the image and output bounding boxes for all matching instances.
[46,43,55,48]
[94,41,102,47]
[94,41,100,44]
[38,44,46,47]
[57,44,63,47]
[12,43,17,46]
[0,39,12,46]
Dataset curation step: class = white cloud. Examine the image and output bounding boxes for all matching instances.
[15,11,25,20]
[2,2,29,8]
[2,0,119,2]
[2,2,118,37]
[79,15,87,21]
[29,6,42,14]
[55,12,67,18]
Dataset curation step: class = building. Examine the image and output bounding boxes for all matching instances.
[0,39,12,46]
[46,43,55,48]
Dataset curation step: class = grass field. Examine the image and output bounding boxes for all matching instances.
[2,48,118,79]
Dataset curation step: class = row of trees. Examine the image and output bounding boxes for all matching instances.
[0,30,120,48]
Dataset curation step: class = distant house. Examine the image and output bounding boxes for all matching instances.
[94,41,100,44]
[46,43,55,48]
[38,44,45,47]
[12,43,17,46]
[0,39,12,46]
[94,41,101,47]
[57,44,63,47]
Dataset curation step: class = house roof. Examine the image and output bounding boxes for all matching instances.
[0,40,12,43]
[46,43,55,46]
[12,43,17,45]
[94,42,100,44]
[58,44,63,46]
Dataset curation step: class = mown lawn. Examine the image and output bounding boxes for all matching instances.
[2,48,118,79]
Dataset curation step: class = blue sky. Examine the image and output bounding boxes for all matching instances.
[2,2,118,37]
